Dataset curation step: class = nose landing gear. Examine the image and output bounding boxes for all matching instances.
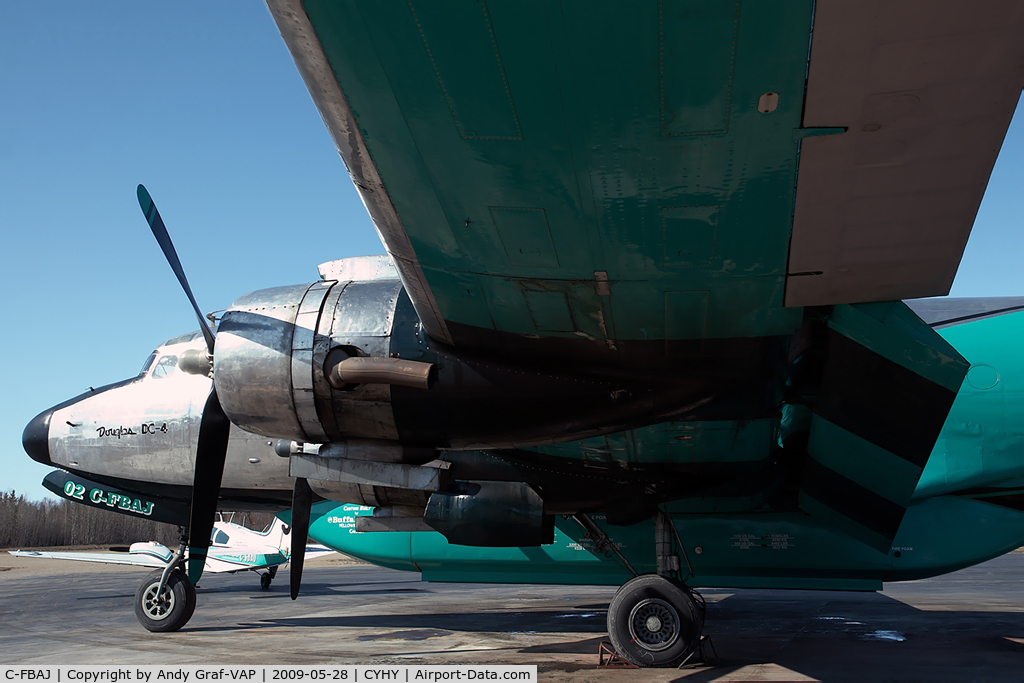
[134,533,196,632]
[134,568,197,632]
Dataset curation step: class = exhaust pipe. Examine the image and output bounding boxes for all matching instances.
[325,350,434,390]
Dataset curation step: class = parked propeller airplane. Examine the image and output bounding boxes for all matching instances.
[10,516,296,593]
[21,0,1024,667]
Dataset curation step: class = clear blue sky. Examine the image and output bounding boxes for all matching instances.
[2,2,1021,501]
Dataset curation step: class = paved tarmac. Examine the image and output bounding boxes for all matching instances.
[2,551,1024,681]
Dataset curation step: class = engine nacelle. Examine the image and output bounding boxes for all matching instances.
[424,481,554,547]
[214,257,406,445]
[214,256,775,457]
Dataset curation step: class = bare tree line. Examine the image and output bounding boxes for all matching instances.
[0,491,277,549]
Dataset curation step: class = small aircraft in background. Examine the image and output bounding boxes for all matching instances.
[8,516,331,591]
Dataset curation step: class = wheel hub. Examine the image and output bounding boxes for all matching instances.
[141,581,175,621]
[628,598,680,652]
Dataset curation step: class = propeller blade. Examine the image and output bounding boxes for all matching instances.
[136,184,216,355]
[186,388,231,585]
[290,477,312,600]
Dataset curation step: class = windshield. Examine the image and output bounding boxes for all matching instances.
[151,355,178,379]
[139,352,157,376]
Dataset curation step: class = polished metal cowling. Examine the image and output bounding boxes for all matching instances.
[213,277,405,444]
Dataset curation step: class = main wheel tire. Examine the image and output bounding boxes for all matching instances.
[134,569,197,633]
[260,572,272,590]
[607,574,701,667]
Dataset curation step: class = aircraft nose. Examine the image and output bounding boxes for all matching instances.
[22,407,53,465]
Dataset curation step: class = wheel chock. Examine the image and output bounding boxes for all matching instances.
[678,635,718,669]
[597,641,638,669]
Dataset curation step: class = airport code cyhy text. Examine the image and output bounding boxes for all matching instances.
[1,667,536,683]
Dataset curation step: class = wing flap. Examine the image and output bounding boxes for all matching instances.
[786,0,1024,306]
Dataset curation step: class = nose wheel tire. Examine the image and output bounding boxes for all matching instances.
[134,569,197,632]
[607,574,701,667]
[260,572,272,590]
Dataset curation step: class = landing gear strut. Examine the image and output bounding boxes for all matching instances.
[134,531,196,632]
[590,511,706,667]
[260,564,279,589]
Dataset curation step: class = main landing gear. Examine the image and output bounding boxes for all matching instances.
[577,511,706,667]
[607,574,703,666]
[259,565,278,590]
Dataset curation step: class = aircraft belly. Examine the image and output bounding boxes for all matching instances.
[308,496,1024,590]
[220,424,293,490]
[307,502,418,572]
[43,470,191,526]
[884,496,1024,582]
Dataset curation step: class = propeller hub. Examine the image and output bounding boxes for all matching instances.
[179,348,214,376]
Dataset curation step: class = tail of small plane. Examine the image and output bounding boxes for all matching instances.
[261,516,292,556]
[209,515,294,558]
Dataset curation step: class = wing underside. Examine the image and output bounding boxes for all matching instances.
[266,0,1005,552]
[269,0,1023,351]
[7,550,167,568]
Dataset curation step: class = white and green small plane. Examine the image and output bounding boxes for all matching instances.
[8,517,331,591]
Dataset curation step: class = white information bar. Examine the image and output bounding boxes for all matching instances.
[1,667,537,683]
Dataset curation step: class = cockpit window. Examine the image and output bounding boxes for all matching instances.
[162,330,203,347]
[151,355,178,379]
[213,530,230,545]
[139,352,157,377]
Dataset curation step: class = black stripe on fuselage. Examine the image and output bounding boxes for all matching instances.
[48,469,294,512]
[813,329,957,469]
[802,458,906,543]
